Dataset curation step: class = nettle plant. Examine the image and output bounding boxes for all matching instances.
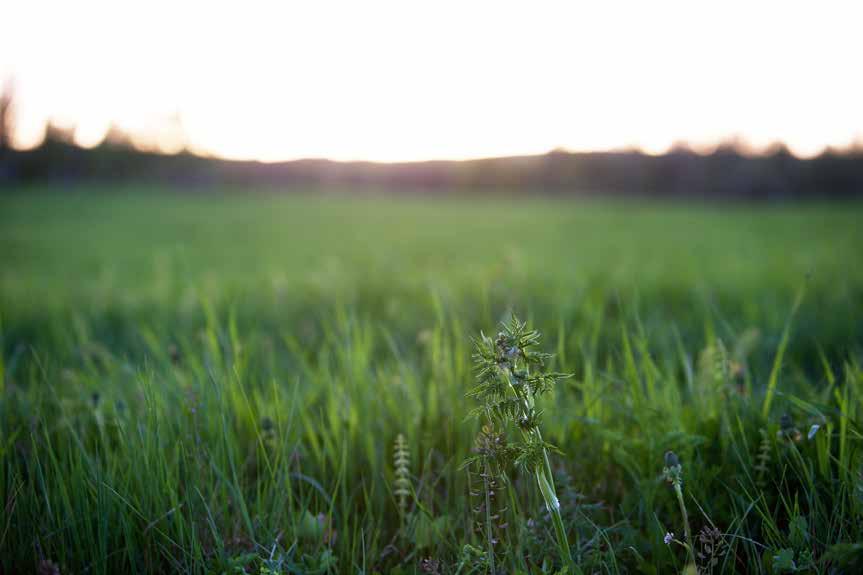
[464,315,578,573]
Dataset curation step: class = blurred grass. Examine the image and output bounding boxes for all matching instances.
[1,188,862,574]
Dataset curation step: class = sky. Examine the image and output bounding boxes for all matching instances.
[2,0,862,162]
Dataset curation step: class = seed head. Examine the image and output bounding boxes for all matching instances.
[778,413,802,442]
[261,416,274,434]
[393,433,411,513]
[663,451,683,485]
[664,450,680,469]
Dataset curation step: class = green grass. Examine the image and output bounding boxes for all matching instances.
[1,187,862,574]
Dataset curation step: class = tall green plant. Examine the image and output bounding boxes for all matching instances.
[663,451,696,568]
[465,315,579,574]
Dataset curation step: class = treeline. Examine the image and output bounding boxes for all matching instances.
[1,125,862,200]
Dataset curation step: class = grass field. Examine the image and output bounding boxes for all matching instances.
[1,188,862,574]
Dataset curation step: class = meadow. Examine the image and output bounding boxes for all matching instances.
[1,188,862,574]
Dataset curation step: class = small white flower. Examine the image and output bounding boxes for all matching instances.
[664,532,674,545]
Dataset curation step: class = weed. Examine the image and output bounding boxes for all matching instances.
[466,425,510,573]
[466,315,579,573]
[664,450,696,568]
[695,525,727,575]
[394,433,412,518]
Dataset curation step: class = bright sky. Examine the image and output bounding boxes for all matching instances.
[2,0,862,162]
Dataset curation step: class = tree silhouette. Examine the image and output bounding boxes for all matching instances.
[0,78,14,151]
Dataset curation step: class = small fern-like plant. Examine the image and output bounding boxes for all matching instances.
[465,315,578,574]
[466,425,510,574]
[754,428,772,489]
[394,434,411,524]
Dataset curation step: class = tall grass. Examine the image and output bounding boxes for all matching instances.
[1,189,862,573]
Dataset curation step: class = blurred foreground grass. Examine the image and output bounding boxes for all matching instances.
[1,188,862,573]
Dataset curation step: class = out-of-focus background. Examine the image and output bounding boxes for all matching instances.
[1,1,862,199]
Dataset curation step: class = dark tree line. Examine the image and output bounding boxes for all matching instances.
[1,111,861,200]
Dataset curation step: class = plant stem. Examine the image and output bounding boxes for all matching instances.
[483,461,497,575]
[673,482,696,568]
[536,466,579,574]
[505,369,580,574]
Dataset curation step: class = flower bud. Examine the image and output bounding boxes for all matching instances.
[664,450,680,469]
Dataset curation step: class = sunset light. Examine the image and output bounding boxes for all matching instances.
[2,0,862,161]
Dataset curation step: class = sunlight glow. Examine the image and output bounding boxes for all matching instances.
[73,119,111,149]
[1,0,862,161]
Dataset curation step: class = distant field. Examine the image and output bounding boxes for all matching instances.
[1,188,862,573]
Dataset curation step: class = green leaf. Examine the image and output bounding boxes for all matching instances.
[772,548,797,573]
